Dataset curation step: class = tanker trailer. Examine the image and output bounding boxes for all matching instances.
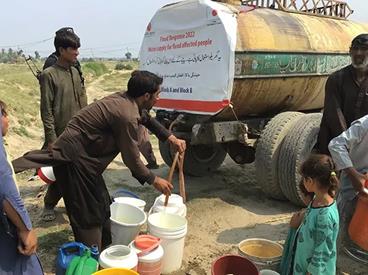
[139,0,368,205]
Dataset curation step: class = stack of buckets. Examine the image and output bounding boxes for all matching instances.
[103,192,187,274]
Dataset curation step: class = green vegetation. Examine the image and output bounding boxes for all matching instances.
[82,61,109,77]
[115,62,133,70]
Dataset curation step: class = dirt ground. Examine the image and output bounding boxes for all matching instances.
[5,69,366,274]
[12,140,367,275]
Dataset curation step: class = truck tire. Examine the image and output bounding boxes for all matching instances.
[159,141,227,176]
[278,113,322,206]
[159,140,174,167]
[255,111,303,200]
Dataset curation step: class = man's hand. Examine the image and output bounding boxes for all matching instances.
[167,135,186,153]
[345,168,368,194]
[47,142,54,152]
[17,229,38,256]
[152,176,174,196]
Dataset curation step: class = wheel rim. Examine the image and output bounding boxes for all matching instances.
[190,144,221,163]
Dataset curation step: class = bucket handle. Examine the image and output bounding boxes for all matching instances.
[164,151,186,206]
[112,188,140,199]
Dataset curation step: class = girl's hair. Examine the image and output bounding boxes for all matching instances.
[0,100,7,116]
[300,154,339,198]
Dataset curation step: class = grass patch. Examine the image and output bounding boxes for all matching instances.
[82,62,109,77]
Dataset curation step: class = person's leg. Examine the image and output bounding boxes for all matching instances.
[42,182,62,221]
[71,225,103,251]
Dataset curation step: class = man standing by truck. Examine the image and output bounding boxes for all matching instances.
[317,34,368,154]
[39,27,87,221]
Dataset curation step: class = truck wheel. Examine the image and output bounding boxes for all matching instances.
[278,113,322,206]
[159,141,227,176]
[255,111,303,200]
[159,140,174,167]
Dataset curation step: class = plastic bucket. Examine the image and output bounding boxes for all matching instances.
[211,255,258,275]
[129,235,164,275]
[114,197,146,211]
[260,270,280,275]
[238,238,283,271]
[110,202,147,245]
[149,194,187,217]
[148,212,187,274]
[349,195,368,251]
[37,166,56,184]
[99,245,138,270]
[93,268,138,275]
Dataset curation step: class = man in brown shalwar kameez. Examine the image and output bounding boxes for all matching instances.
[317,33,368,154]
[13,70,186,250]
[39,28,87,222]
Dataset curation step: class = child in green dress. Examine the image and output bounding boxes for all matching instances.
[281,154,339,275]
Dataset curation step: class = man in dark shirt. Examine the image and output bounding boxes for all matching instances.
[317,33,368,154]
[39,27,88,222]
[13,70,186,250]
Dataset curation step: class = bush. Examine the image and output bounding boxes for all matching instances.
[82,62,109,76]
[115,63,133,70]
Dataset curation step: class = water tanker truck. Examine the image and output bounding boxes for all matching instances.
[139,0,368,205]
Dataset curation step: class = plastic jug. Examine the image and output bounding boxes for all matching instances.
[66,250,98,275]
[99,245,138,270]
[56,242,89,275]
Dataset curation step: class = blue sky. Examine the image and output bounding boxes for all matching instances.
[0,0,366,58]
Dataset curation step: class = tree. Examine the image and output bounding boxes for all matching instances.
[34,51,41,59]
[125,51,132,60]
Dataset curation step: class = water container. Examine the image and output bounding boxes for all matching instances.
[65,249,98,275]
[93,268,138,275]
[56,242,89,275]
[149,194,187,217]
[211,255,258,275]
[37,166,56,184]
[129,235,164,275]
[349,192,368,251]
[114,197,146,211]
[238,238,283,271]
[148,212,187,273]
[90,244,99,260]
[99,245,138,271]
[110,202,147,245]
[260,270,280,275]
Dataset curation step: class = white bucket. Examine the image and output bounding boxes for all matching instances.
[260,270,280,275]
[110,202,147,245]
[114,197,146,211]
[149,194,187,217]
[148,212,187,274]
[99,245,138,270]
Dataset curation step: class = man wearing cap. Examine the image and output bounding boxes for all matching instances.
[13,70,186,251]
[317,33,368,154]
[39,27,87,221]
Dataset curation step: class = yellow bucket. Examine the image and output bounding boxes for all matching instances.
[93,268,138,275]
[238,238,283,271]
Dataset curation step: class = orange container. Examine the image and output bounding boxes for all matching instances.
[348,193,368,251]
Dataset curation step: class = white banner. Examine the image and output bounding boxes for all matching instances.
[139,0,237,114]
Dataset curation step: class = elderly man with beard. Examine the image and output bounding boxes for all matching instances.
[13,70,186,250]
[317,33,368,154]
